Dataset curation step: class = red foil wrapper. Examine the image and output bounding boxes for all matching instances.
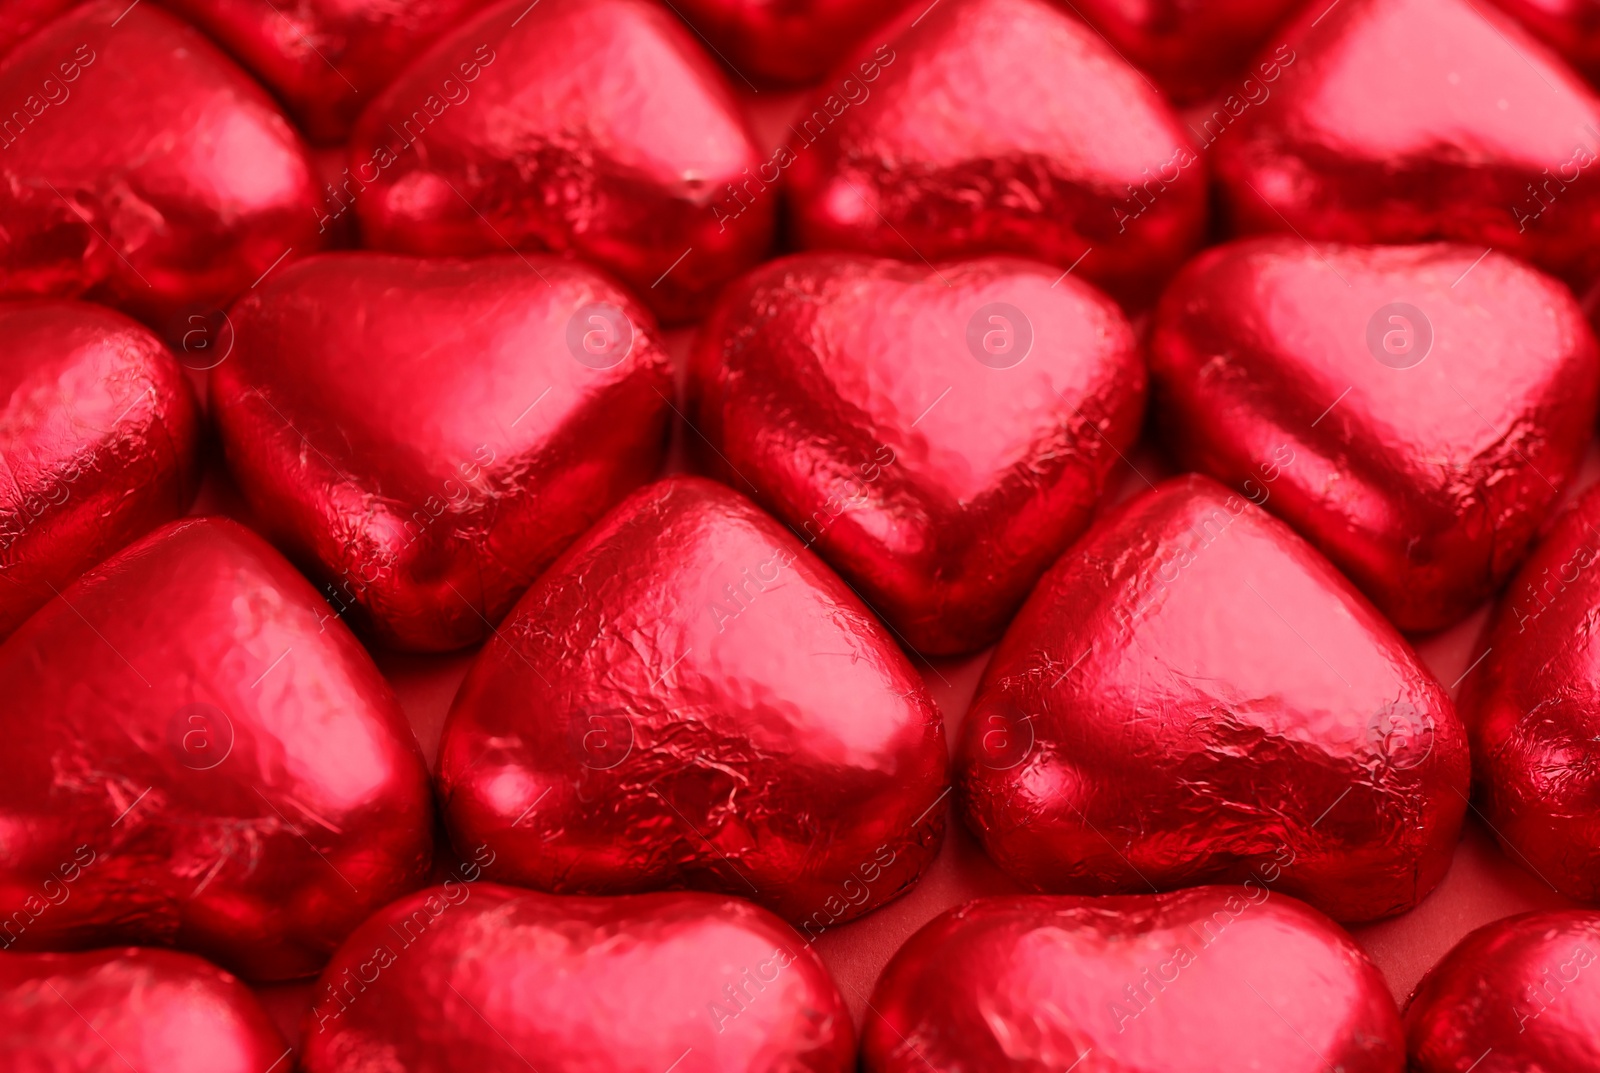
[301,885,855,1072]
[0,300,200,639]
[1490,0,1600,87]
[1405,910,1600,1072]
[689,252,1146,655]
[0,517,433,980]
[957,475,1469,923]
[346,0,772,324]
[1213,0,1600,293]
[0,0,322,330]
[862,888,1404,1072]
[1459,482,1600,901]
[155,0,497,144]
[1149,238,1600,633]
[436,476,949,930]
[0,947,287,1070]
[211,252,671,652]
[783,0,1207,307]
[0,0,80,58]
[669,0,910,84]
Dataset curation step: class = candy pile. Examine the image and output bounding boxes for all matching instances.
[4,0,1600,1069]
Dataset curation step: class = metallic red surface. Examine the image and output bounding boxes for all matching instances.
[0,946,287,1071]
[0,300,201,640]
[346,0,772,324]
[957,475,1470,923]
[300,884,855,1072]
[0,0,79,58]
[1069,0,1302,103]
[1491,0,1600,86]
[1213,0,1600,293]
[670,0,909,84]
[211,252,671,652]
[156,0,497,144]
[782,0,1207,307]
[1149,238,1600,633]
[0,0,322,331]
[1459,482,1600,903]
[436,476,949,929]
[1406,909,1600,1071]
[862,887,1404,1072]
[688,252,1145,655]
[0,517,434,981]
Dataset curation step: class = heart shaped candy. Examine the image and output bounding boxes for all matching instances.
[782,0,1207,306]
[301,884,855,1072]
[689,252,1145,655]
[1213,0,1600,291]
[668,0,909,83]
[1490,0,1600,86]
[1149,238,1600,633]
[0,517,434,980]
[0,0,322,330]
[956,475,1469,923]
[0,947,287,1071]
[346,0,772,323]
[212,252,671,652]
[436,476,949,930]
[0,300,200,639]
[862,887,1404,1072]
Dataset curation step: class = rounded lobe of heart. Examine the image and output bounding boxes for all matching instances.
[1489,0,1600,86]
[861,887,1404,1073]
[667,0,911,84]
[0,300,201,640]
[300,885,855,1073]
[956,475,1470,924]
[346,0,772,325]
[435,476,949,929]
[0,1,323,330]
[688,252,1145,656]
[0,517,434,981]
[156,0,498,144]
[783,0,1207,308]
[1458,482,1600,902]
[211,252,672,653]
[1213,0,1600,292]
[1149,238,1600,633]
[1405,910,1600,1072]
[0,947,287,1071]
[0,0,81,59]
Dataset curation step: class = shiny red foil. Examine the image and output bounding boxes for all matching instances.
[156,0,496,144]
[862,887,1404,1072]
[1069,0,1302,103]
[957,475,1469,923]
[0,300,200,639]
[436,476,949,929]
[0,0,79,58]
[300,884,855,1072]
[1459,482,1600,901]
[211,252,671,652]
[783,0,1207,307]
[1213,0,1600,292]
[1149,238,1600,633]
[346,0,772,324]
[670,0,909,84]
[0,946,286,1070]
[0,0,322,330]
[1491,0,1600,86]
[689,252,1145,655]
[0,517,433,980]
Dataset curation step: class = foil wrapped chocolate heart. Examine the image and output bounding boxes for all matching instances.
[689,252,1145,655]
[346,0,772,323]
[436,476,949,930]
[0,517,433,980]
[782,0,1207,306]
[668,0,908,84]
[300,884,855,1072]
[0,300,200,639]
[1149,238,1599,633]
[0,0,321,329]
[862,887,1404,1072]
[957,475,1470,923]
[0,946,287,1071]
[211,252,671,652]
